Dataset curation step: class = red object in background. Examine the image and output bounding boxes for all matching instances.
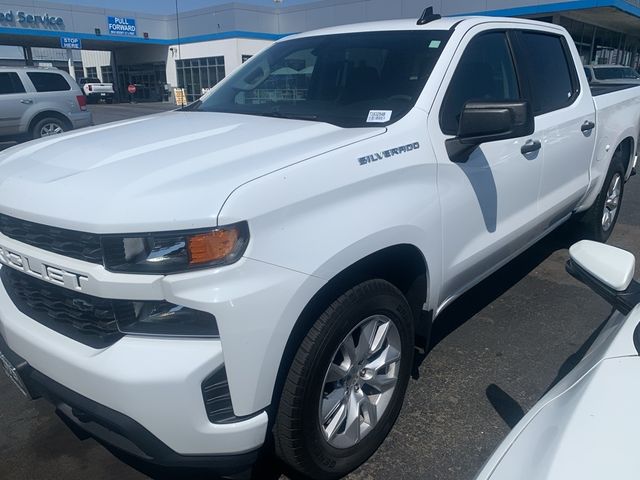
[128,84,137,94]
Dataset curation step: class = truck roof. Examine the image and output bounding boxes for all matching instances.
[282,16,566,41]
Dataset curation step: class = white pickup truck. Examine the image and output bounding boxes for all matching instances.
[0,13,638,480]
[78,76,115,104]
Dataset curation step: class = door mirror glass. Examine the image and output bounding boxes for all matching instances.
[445,100,534,163]
[569,240,635,292]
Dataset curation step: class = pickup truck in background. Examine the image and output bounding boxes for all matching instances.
[584,64,640,86]
[78,77,115,103]
[0,13,638,480]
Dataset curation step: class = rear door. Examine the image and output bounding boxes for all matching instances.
[24,71,78,114]
[428,28,544,304]
[0,72,29,137]
[514,29,596,225]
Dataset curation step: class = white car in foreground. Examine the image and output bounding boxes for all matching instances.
[476,240,640,480]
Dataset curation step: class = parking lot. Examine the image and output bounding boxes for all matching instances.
[0,103,639,480]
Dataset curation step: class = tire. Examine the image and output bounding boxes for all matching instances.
[31,117,67,139]
[274,279,414,480]
[577,155,625,243]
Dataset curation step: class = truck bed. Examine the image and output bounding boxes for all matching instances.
[590,83,640,97]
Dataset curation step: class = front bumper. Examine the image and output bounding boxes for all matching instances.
[0,333,259,474]
[0,280,268,456]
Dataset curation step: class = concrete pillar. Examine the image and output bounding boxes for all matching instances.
[67,49,76,80]
[23,46,33,66]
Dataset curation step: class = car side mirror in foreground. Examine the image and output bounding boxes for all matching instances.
[445,100,534,163]
[566,240,640,315]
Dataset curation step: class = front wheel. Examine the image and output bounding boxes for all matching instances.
[274,279,414,480]
[577,157,625,242]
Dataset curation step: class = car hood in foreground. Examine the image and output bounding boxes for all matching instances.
[0,111,383,233]
[477,307,640,480]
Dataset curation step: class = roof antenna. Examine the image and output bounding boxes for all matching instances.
[417,6,441,25]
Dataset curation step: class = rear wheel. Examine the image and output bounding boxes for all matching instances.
[274,279,414,479]
[577,156,625,242]
[31,117,67,139]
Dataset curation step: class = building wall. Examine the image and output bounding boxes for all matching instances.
[165,37,272,89]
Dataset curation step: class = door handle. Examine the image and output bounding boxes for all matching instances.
[20,99,33,104]
[581,120,595,133]
[521,139,542,154]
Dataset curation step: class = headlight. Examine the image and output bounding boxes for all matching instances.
[114,301,219,337]
[102,222,249,274]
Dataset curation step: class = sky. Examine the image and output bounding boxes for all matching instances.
[60,0,317,14]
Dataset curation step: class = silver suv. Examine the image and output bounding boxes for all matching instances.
[0,67,92,140]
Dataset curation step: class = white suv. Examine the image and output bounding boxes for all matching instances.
[0,67,92,140]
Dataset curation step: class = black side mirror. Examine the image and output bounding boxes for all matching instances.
[445,100,534,163]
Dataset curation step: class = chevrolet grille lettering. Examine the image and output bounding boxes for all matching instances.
[0,245,88,291]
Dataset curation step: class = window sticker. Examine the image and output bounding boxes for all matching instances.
[367,110,392,123]
[429,40,442,48]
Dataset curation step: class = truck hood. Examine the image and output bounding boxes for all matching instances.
[0,111,383,233]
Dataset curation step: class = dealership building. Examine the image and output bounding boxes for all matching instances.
[2,0,640,102]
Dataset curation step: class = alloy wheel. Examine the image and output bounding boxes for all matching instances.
[602,172,622,231]
[40,122,64,137]
[318,315,402,449]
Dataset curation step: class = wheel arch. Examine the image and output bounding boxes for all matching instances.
[268,243,430,419]
[617,136,635,179]
[28,110,72,136]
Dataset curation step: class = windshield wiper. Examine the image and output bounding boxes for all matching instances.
[257,110,319,121]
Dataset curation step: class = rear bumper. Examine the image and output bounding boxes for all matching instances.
[0,333,259,474]
[85,92,114,103]
[68,111,93,129]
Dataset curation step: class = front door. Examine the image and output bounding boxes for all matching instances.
[428,29,544,308]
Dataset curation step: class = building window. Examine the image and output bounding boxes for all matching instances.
[85,66,98,79]
[74,64,84,80]
[101,66,114,83]
[242,55,252,63]
[176,56,225,102]
[559,16,640,70]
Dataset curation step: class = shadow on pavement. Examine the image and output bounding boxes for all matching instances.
[485,384,525,429]
[483,309,612,431]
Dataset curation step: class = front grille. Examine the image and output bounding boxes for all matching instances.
[0,214,104,264]
[1,267,124,348]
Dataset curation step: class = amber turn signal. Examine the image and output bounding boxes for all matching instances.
[188,228,240,265]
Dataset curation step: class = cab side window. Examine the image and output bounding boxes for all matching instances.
[0,72,26,95]
[519,32,578,114]
[440,32,520,135]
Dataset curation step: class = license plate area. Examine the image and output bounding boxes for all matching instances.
[0,351,28,397]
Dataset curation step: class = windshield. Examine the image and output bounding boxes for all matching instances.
[593,66,640,80]
[191,31,451,127]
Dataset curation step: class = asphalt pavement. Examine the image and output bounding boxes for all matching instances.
[0,103,639,480]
